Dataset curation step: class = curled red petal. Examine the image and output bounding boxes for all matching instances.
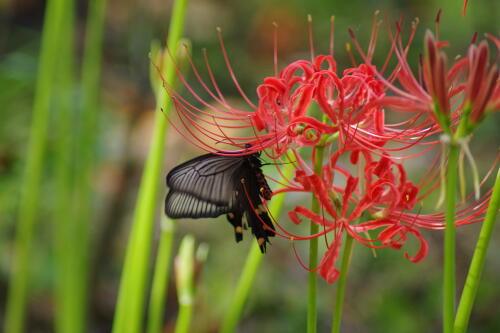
[404,227,429,263]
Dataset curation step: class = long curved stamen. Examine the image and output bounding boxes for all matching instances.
[216,27,257,109]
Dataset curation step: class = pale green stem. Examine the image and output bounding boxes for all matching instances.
[67,1,107,331]
[308,146,324,333]
[147,217,176,333]
[331,234,354,333]
[111,0,188,331]
[454,167,500,333]
[4,1,67,332]
[219,167,292,333]
[219,242,262,333]
[443,142,459,333]
[174,236,196,333]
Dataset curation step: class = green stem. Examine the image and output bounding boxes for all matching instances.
[308,146,324,333]
[331,234,354,333]
[146,37,190,333]
[4,1,67,332]
[219,242,262,333]
[175,297,194,333]
[53,1,77,332]
[59,1,107,332]
[111,1,188,332]
[219,168,292,333]
[147,217,176,333]
[443,142,459,333]
[454,167,500,333]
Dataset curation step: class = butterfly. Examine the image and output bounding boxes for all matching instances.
[165,152,276,252]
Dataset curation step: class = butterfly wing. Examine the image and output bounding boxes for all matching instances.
[165,153,245,218]
[165,191,232,218]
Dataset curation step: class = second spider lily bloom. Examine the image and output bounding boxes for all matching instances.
[282,147,497,283]
[346,18,500,165]
[350,23,450,138]
[284,148,427,283]
[424,31,500,137]
[355,22,499,139]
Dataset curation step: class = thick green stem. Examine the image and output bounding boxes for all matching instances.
[112,1,188,332]
[331,234,354,333]
[219,169,291,333]
[454,167,500,333]
[53,1,77,332]
[4,1,67,332]
[147,218,176,333]
[443,142,459,333]
[308,146,324,333]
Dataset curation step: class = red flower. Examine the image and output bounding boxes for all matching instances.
[276,146,496,283]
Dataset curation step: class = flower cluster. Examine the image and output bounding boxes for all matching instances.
[164,15,499,283]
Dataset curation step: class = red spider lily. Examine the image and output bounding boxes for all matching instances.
[253,56,388,156]
[159,17,441,160]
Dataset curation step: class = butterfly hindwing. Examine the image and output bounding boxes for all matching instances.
[165,191,232,218]
[166,153,246,206]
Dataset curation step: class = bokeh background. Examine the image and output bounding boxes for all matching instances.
[1,0,499,332]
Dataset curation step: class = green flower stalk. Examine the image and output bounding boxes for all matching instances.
[331,234,354,333]
[112,0,188,331]
[52,1,78,332]
[146,38,191,333]
[455,167,500,333]
[307,146,324,333]
[59,1,107,332]
[442,141,459,333]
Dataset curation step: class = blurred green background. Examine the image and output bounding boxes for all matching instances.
[1,0,499,332]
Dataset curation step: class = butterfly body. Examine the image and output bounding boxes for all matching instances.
[165,152,275,252]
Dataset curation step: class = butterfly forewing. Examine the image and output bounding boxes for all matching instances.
[166,153,246,205]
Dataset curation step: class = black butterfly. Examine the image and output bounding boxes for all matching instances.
[165,152,276,252]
